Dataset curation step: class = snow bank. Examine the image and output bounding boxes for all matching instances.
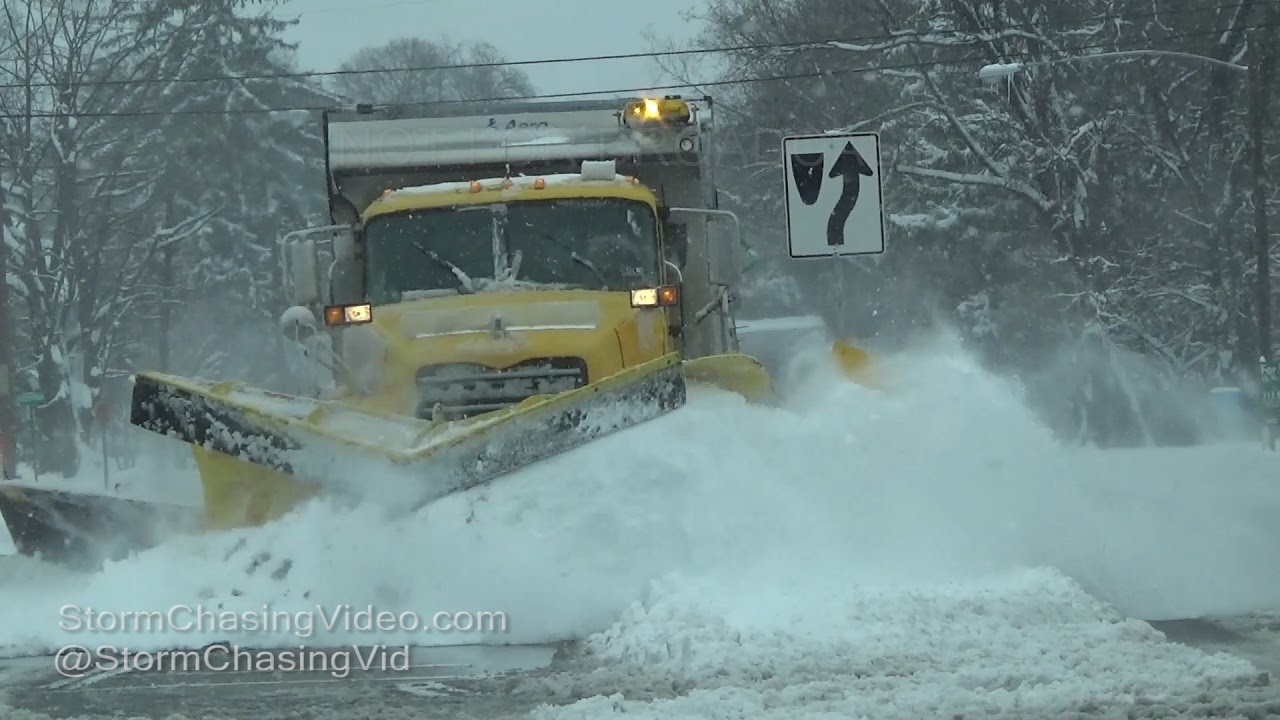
[528,568,1269,719]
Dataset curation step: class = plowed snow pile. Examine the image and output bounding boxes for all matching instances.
[4,338,1280,717]
[523,570,1272,719]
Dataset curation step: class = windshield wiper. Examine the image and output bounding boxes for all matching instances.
[542,233,608,289]
[411,242,474,295]
[497,249,523,282]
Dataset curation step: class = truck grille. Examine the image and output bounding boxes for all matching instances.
[415,357,588,421]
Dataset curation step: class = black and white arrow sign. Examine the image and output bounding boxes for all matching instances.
[782,132,885,258]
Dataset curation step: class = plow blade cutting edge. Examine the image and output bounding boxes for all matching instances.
[129,353,687,519]
[0,485,201,569]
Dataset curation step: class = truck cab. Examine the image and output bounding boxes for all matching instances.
[284,95,754,418]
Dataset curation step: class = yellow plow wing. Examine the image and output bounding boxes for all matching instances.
[832,339,884,389]
[683,354,777,404]
[681,342,881,405]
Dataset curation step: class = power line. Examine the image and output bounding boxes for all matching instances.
[0,0,1267,92]
[0,21,1272,119]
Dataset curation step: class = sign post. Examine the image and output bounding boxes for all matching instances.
[16,391,44,483]
[95,401,111,490]
[1260,357,1280,449]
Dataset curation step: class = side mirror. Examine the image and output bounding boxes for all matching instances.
[333,227,356,262]
[666,207,744,287]
[329,227,362,304]
[706,219,741,287]
[279,305,319,340]
[664,221,689,267]
[287,240,320,306]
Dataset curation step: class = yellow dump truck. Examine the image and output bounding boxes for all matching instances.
[3,96,878,561]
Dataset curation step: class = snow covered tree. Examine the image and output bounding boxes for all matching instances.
[0,0,217,474]
[0,0,337,475]
[120,1,343,391]
[677,0,1280,444]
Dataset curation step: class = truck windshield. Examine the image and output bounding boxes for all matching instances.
[364,198,660,303]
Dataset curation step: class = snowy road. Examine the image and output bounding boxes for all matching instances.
[3,346,1280,718]
[1156,615,1280,678]
[0,645,564,719]
[3,615,1280,719]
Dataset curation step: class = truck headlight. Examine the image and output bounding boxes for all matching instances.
[630,286,679,307]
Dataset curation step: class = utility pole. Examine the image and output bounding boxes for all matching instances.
[158,194,174,371]
[1248,30,1272,364]
[0,178,17,480]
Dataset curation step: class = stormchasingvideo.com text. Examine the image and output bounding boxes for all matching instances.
[59,603,508,639]
[54,643,411,679]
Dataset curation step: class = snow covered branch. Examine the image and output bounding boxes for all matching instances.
[896,165,1055,214]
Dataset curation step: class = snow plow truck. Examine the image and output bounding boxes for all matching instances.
[4,95,879,560]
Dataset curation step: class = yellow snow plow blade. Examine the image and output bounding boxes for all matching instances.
[130,353,687,526]
[833,339,883,389]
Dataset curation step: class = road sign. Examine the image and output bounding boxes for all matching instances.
[782,132,885,258]
[16,391,44,407]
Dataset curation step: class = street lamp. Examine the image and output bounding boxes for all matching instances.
[976,46,1271,366]
[976,50,1248,83]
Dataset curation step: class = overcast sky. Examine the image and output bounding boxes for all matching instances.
[277,0,709,98]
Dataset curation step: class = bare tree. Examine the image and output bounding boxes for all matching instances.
[330,37,535,105]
